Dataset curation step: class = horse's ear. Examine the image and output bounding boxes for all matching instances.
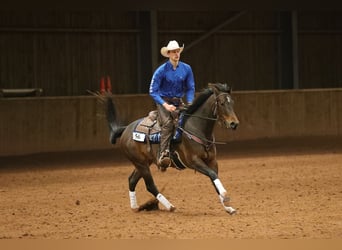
[223,83,231,93]
[207,83,216,93]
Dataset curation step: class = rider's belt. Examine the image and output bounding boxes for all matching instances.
[162,97,182,106]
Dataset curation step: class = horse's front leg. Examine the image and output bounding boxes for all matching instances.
[213,178,236,215]
[192,158,236,215]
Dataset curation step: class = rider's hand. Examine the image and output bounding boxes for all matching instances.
[163,103,177,112]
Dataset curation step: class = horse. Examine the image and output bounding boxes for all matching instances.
[100,83,239,214]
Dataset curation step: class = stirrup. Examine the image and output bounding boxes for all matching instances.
[158,151,171,171]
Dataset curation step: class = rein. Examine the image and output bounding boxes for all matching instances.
[178,127,226,150]
[182,113,217,121]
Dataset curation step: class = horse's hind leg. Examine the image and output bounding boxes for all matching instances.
[128,169,142,211]
[140,168,176,211]
[129,164,175,212]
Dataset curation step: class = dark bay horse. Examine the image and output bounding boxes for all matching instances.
[102,83,239,214]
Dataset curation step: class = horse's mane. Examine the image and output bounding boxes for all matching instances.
[185,88,213,115]
[185,83,230,115]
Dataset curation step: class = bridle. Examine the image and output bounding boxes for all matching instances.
[178,90,233,148]
[213,92,235,126]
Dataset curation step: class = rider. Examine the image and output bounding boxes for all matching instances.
[149,40,196,170]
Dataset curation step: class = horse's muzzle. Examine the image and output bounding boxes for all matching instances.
[229,122,238,130]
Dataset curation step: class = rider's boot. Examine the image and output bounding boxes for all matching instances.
[158,149,171,172]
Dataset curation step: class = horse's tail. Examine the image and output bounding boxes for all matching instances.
[89,90,126,144]
[105,95,126,144]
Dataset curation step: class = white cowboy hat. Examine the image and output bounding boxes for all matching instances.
[160,40,184,58]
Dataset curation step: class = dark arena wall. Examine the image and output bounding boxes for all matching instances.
[0,89,341,156]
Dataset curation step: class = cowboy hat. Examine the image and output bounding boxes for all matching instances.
[160,40,184,58]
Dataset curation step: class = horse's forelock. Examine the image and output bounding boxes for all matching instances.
[209,82,231,93]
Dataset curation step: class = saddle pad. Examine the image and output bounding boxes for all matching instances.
[132,110,184,143]
[134,110,160,135]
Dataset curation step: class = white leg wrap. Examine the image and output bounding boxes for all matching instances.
[156,193,174,211]
[213,179,227,196]
[129,191,139,209]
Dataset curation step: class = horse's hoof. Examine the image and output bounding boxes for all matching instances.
[169,206,176,212]
[131,208,140,213]
[137,198,160,211]
[225,206,236,215]
[159,167,168,172]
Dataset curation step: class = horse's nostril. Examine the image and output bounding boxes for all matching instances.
[230,122,238,130]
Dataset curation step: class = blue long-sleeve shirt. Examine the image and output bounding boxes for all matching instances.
[149,61,195,105]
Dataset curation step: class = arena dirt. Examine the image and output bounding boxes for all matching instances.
[0,136,341,239]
